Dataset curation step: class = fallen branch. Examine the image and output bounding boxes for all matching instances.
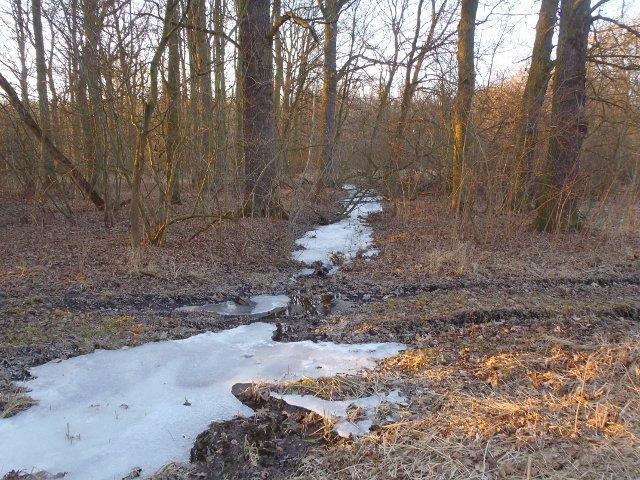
[0,72,105,210]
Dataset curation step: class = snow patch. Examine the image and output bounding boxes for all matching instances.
[293,186,382,270]
[272,389,406,438]
[0,323,403,479]
[174,294,290,316]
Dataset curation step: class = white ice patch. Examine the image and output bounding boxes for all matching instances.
[174,294,290,316]
[272,389,406,438]
[0,323,403,480]
[293,186,382,269]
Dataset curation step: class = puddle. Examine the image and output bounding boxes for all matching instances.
[174,294,290,317]
[293,185,382,272]
[0,323,403,479]
[272,389,406,438]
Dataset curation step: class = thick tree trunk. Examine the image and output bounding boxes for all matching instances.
[0,72,105,210]
[237,0,280,216]
[451,0,479,212]
[32,0,55,183]
[318,0,340,188]
[535,0,591,232]
[509,0,559,211]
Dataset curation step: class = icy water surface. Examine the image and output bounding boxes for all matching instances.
[0,323,403,479]
[293,185,382,271]
[174,294,290,316]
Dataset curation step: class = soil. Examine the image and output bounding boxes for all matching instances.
[1,190,639,479]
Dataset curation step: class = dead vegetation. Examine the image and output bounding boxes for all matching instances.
[284,298,640,479]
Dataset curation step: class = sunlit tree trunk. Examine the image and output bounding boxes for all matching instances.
[535,0,590,232]
[317,0,343,188]
[509,0,559,211]
[11,0,36,196]
[32,0,55,185]
[189,0,214,186]
[450,0,478,213]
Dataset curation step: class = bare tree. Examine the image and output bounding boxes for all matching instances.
[535,0,591,231]
[450,0,478,212]
[32,0,55,185]
[317,0,349,188]
[509,0,559,211]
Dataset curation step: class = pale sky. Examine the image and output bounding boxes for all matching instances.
[0,0,638,97]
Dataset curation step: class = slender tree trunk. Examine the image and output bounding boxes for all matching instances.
[450,0,478,213]
[32,0,55,184]
[81,0,111,223]
[166,0,181,206]
[12,0,36,196]
[0,72,105,209]
[189,0,214,186]
[318,0,340,188]
[213,0,228,195]
[237,0,281,216]
[535,0,591,231]
[509,0,559,211]
[272,0,284,177]
[131,0,180,254]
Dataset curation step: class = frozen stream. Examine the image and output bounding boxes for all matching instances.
[293,184,383,272]
[177,185,383,314]
[0,323,403,479]
[0,186,392,479]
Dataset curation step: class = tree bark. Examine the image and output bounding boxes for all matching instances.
[166,0,182,205]
[189,0,214,185]
[32,0,55,183]
[0,72,105,210]
[81,0,107,194]
[450,0,478,212]
[318,0,341,188]
[237,0,280,216]
[11,0,36,196]
[509,0,559,211]
[535,0,591,231]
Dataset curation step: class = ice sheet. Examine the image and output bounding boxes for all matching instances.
[0,323,403,479]
[174,294,290,316]
[272,389,406,438]
[293,186,383,268]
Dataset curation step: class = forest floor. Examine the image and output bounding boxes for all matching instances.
[1,188,640,479]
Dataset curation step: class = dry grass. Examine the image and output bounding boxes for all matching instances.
[287,310,640,479]
[348,195,640,285]
[0,388,35,418]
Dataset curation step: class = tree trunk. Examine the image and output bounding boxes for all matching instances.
[166,0,182,205]
[189,0,214,186]
[12,0,36,196]
[237,0,280,216]
[535,0,591,232]
[509,0,559,211]
[213,0,228,195]
[32,0,55,184]
[450,0,478,213]
[131,0,180,254]
[0,72,105,210]
[318,0,340,188]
